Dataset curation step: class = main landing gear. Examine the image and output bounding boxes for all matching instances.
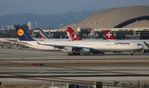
[130,49,144,55]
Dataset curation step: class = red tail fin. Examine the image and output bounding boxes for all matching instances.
[66,27,81,41]
[102,30,116,40]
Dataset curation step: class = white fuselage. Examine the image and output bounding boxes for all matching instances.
[19,41,58,51]
[0,38,18,42]
[38,40,143,52]
[17,38,145,52]
[107,39,149,50]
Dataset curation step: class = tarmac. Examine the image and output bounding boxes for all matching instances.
[0,48,149,85]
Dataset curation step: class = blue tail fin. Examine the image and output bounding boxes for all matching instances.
[39,28,50,39]
[15,24,35,41]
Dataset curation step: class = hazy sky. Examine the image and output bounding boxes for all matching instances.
[0,0,148,16]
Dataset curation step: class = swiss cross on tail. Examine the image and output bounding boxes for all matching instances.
[102,30,116,40]
[66,27,81,41]
[106,32,112,38]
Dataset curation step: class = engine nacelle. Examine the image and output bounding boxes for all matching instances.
[63,47,96,55]
[63,47,81,55]
[62,47,73,53]
[79,48,91,55]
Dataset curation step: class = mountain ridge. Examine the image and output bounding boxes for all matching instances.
[0,10,95,29]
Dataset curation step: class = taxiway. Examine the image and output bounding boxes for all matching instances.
[0,48,149,85]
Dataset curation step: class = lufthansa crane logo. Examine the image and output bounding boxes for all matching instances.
[17,28,24,36]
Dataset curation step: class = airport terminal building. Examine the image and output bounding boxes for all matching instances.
[33,6,149,40]
[0,6,149,40]
[33,27,149,40]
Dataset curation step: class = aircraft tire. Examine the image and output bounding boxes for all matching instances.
[130,51,134,55]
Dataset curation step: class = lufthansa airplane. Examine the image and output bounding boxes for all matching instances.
[37,27,143,55]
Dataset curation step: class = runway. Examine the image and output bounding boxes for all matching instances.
[0,48,149,85]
